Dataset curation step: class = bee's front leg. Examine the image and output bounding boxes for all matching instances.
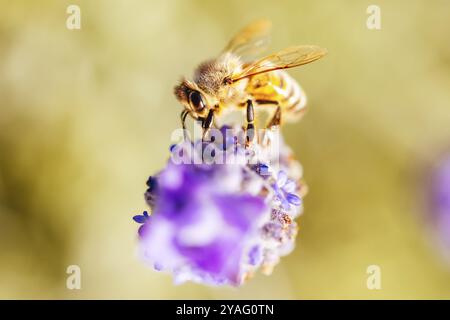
[245,99,255,146]
[180,109,189,129]
[180,110,189,140]
[202,109,215,142]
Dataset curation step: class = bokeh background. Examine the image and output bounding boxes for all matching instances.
[1,0,450,299]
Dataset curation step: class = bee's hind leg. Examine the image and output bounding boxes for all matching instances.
[261,104,282,148]
[266,105,282,128]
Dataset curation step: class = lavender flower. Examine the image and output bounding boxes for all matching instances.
[429,153,450,262]
[132,211,149,237]
[273,171,302,210]
[134,126,305,286]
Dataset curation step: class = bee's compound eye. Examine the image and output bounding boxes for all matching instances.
[189,91,205,112]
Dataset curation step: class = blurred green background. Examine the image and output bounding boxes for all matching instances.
[1,0,450,299]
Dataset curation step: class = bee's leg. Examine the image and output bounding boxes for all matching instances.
[262,104,282,148]
[245,99,255,146]
[254,99,281,128]
[266,105,282,128]
[180,110,189,140]
[202,109,214,142]
[180,110,189,130]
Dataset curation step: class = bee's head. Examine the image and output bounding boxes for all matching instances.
[174,54,243,119]
[174,79,210,119]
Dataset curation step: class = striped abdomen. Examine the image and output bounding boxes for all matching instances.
[245,70,307,122]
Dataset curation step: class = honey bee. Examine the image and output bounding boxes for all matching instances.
[174,19,326,141]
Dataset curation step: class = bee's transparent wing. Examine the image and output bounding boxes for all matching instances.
[222,19,272,58]
[231,45,327,82]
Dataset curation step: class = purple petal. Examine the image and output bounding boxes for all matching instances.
[133,215,147,224]
[214,194,268,231]
[283,180,296,193]
[287,193,301,206]
[248,245,263,266]
[281,198,291,210]
[138,224,147,237]
[255,163,271,176]
[154,263,163,271]
[146,176,158,191]
[277,171,288,187]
